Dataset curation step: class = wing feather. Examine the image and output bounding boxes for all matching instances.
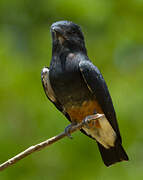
[41,67,71,121]
[79,60,121,142]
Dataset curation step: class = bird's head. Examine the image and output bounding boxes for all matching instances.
[51,21,87,54]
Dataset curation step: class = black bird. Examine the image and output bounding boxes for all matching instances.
[41,20,129,166]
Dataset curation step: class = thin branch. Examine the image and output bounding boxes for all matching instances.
[0,114,104,171]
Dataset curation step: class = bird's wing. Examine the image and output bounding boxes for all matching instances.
[79,60,121,141]
[41,67,71,121]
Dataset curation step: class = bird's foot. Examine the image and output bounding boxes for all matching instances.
[64,122,77,139]
[83,114,104,129]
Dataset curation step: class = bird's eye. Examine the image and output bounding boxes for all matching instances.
[67,29,76,34]
[71,30,76,33]
[67,31,75,35]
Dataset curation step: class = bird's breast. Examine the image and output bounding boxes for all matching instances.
[49,58,92,106]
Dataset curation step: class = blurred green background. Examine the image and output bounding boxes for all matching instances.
[0,0,143,179]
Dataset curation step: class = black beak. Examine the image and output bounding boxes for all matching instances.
[51,26,65,43]
[51,26,64,36]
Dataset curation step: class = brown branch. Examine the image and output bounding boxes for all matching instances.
[0,114,103,171]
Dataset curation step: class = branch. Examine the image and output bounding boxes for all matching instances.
[0,113,104,171]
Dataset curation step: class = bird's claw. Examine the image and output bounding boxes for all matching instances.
[64,124,74,139]
[83,114,104,129]
[83,116,92,129]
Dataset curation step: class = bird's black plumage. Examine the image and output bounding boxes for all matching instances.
[41,20,129,166]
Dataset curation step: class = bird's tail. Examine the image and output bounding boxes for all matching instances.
[97,141,129,166]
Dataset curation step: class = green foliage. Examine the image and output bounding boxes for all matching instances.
[0,0,143,179]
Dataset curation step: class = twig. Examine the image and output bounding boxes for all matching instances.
[0,114,103,171]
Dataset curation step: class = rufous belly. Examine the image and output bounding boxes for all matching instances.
[67,100,103,123]
[66,100,116,149]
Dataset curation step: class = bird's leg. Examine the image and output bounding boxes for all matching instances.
[64,114,104,138]
[64,122,77,139]
[83,113,105,129]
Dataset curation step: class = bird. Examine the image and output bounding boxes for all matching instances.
[41,20,129,166]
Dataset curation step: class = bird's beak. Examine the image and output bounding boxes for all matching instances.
[51,26,65,44]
